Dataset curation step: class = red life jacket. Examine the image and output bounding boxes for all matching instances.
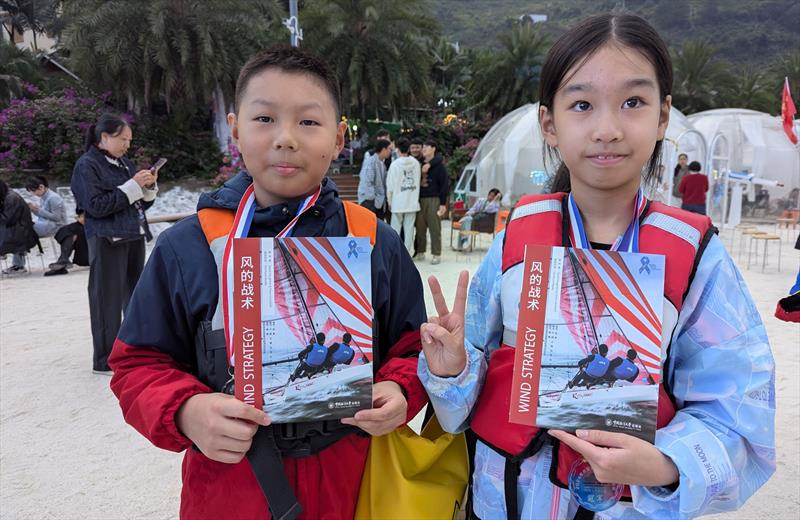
[469,192,715,517]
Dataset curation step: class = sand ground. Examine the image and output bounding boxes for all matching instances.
[1,222,798,519]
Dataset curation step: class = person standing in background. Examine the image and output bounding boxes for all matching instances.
[70,113,158,375]
[672,152,689,199]
[357,140,391,219]
[678,161,709,215]
[386,139,421,253]
[414,140,448,265]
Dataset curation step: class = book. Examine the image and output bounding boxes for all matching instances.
[232,236,373,423]
[509,246,665,442]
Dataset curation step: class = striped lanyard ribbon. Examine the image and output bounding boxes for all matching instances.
[567,189,647,252]
[221,183,321,364]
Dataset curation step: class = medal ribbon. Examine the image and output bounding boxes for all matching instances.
[221,184,321,365]
[567,189,647,252]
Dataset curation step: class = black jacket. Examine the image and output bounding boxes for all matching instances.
[70,146,154,239]
[419,153,449,205]
[0,190,39,255]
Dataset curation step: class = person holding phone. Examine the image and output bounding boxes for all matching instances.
[70,113,161,375]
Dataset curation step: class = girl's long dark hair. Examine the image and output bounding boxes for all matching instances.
[85,113,130,152]
[539,14,673,193]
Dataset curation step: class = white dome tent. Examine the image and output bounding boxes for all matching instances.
[454,103,706,207]
[687,109,800,202]
[453,104,545,207]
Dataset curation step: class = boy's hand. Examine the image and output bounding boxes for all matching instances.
[175,392,270,464]
[420,272,469,377]
[548,429,679,487]
[341,381,407,436]
[437,205,447,218]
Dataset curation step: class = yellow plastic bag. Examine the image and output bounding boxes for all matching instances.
[355,414,469,520]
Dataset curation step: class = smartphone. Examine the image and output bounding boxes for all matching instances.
[150,157,168,173]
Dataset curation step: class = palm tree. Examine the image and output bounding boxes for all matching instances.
[302,0,437,121]
[428,37,472,114]
[771,51,800,109]
[671,40,732,114]
[59,0,284,120]
[0,0,58,51]
[720,68,772,113]
[468,22,549,119]
[0,40,39,105]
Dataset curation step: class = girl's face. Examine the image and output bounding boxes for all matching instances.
[540,44,670,196]
[99,126,132,158]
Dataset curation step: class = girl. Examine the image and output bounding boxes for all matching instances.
[419,14,775,520]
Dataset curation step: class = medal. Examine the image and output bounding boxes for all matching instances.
[568,459,624,512]
[221,183,321,365]
[564,190,648,510]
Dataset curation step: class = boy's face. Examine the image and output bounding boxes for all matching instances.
[409,143,422,157]
[228,69,346,207]
[422,144,435,160]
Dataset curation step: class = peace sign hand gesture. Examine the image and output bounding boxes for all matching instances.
[420,271,470,378]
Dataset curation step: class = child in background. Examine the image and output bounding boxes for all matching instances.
[419,14,774,520]
[109,47,427,519]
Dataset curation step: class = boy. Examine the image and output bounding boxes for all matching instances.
[109,47,428,520]
[414,140,448,264]
[385,139,421,253]
[25,175,67,237]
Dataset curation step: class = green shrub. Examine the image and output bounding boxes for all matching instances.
[0,88,222,185]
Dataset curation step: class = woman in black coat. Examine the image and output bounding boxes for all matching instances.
[0,179,40,273]
[70,114,159,374]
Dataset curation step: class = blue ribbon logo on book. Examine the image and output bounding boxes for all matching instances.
[347,239,368,260]
[639,256,652,275]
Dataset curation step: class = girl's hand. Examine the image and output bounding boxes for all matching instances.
[549,429,679,487]
[341,380,407,436]
[420,271,470,377]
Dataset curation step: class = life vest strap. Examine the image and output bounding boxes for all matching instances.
[197,200,377,245]
[641,212,702,251]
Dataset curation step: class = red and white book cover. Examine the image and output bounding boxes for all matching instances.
[509,246,665,442]
[232,236,373,423]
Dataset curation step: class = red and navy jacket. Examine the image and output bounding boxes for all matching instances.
[109,172,428,519]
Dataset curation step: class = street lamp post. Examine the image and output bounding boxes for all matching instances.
[283,0,303,47]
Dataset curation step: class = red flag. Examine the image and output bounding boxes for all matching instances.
[783,77,798,145]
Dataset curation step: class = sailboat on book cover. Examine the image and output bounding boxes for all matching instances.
[520,246,664,442]
[234,236,373,423]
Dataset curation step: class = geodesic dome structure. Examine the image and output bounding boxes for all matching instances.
[687,109,800,202]
[454,103,706,207]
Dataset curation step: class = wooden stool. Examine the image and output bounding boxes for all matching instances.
[731,224,756,252]
[739,228,763,262]
[775,217,798,241]
[748,234,782,272]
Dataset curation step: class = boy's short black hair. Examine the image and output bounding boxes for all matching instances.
[235,46,341,118]
[373,140,391,154]
[25,175,48,191]
[410,137,423,146]
[423,139,437,149]
[76,208,85,216]
[375,128,391,139]
[396,139,410,154]
[688,161,702,172]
